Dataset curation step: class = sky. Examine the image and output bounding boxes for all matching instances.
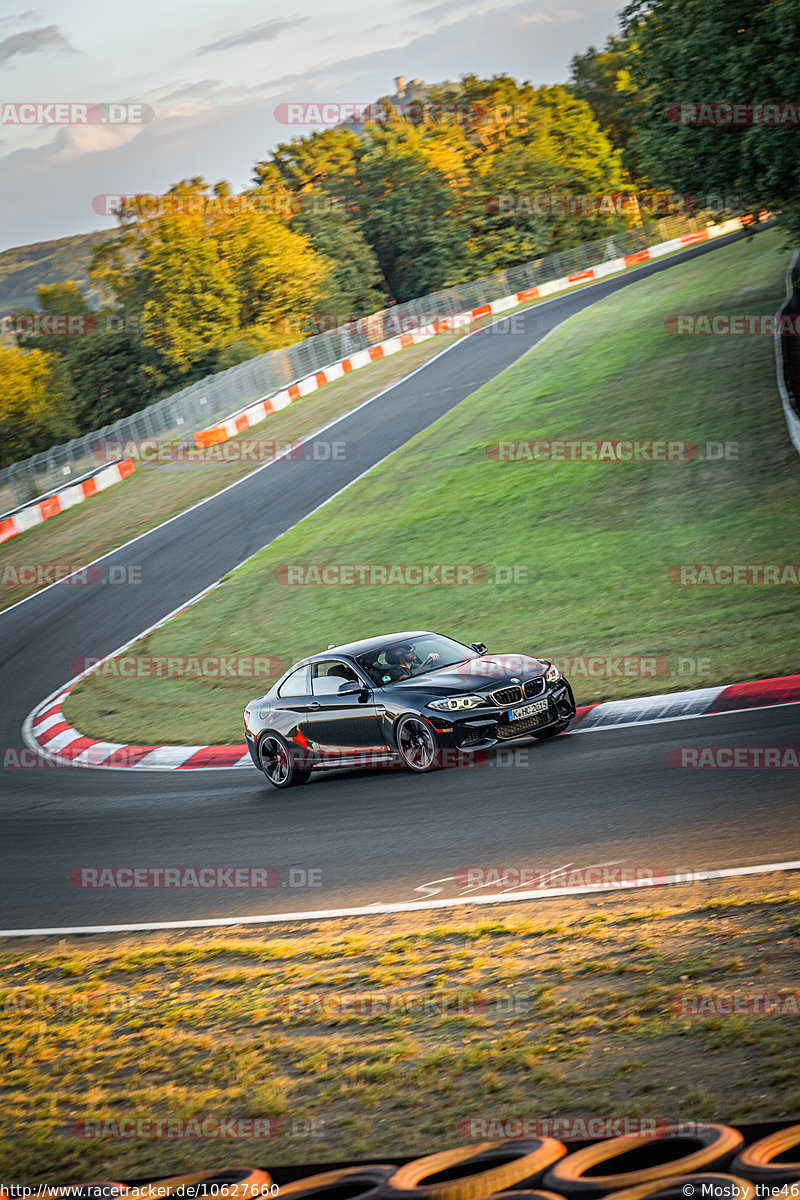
[0,0,624,252]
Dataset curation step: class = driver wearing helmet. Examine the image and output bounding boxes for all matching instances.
[384,642,441,680]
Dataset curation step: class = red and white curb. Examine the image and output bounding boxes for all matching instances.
[192,216,760,451]
[19,673,800,771]
[0,458,136,546]
[570,674,800,731]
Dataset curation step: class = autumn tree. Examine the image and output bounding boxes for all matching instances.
[570,37,642,179]
[290,189,386,316]
[0,347,76,467]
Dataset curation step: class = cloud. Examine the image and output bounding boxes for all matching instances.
[520,9,582,21]
[0,23,74,63]
[50,122,145,162]
[157,79,259,106]
[197,18,309,55]
[0,10,41,29]
[412,0,472,19]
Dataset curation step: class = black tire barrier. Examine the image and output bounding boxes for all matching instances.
[732,1124,800,1185]
[376,1138,568,1200]
[542,1125,744,1199]
[601,1173,756,1200]
[278,1166,398,1199]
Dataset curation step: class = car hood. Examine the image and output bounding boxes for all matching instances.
[386,654,549,693]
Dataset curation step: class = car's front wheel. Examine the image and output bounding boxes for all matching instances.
[258,732,311,788]
[395,715,441,772]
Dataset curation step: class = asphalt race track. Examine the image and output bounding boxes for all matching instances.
[2,226,798,933]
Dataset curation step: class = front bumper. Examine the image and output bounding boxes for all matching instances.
[431,681,576,750]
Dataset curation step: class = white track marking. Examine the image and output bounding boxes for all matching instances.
[3,860,800,938]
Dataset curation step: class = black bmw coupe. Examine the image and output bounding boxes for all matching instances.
[244,630,576,788]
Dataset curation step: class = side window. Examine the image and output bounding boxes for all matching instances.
[277,664,312,698]
[313,661,360,696]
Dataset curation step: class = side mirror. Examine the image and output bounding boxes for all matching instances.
[338,680,366,695]
[471,642,488,655]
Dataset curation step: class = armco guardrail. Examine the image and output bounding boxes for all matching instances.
[191,217,752,455]
[0,211,717,512]
[775,248,800,456]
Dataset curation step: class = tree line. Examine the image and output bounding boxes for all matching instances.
[3,0,797,469]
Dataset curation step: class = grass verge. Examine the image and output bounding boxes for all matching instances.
[2,873,799,1181]
[64,227,799,745]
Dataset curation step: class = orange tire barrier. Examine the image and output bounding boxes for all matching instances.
[732,1124,800,1185]
[376,1137,568,1200]
[602,1173,756,1200]
[542,1125,744,1198]
[468,1190,568,1200]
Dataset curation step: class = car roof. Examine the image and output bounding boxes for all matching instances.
[299,630,437,662]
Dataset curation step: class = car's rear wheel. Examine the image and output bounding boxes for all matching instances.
[258,732,311,788]
[395,715,441,772]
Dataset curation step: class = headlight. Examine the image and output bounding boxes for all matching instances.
[428,694,485,712]
[545,663,562,683]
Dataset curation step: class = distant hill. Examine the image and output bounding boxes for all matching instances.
[0,229,117,313]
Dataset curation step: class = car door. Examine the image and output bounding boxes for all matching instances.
[274,664,316,757]
[305,661,385,757]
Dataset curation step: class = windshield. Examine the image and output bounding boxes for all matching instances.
[356,633,477,686]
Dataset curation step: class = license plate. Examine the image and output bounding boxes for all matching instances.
[508,698,549,721]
